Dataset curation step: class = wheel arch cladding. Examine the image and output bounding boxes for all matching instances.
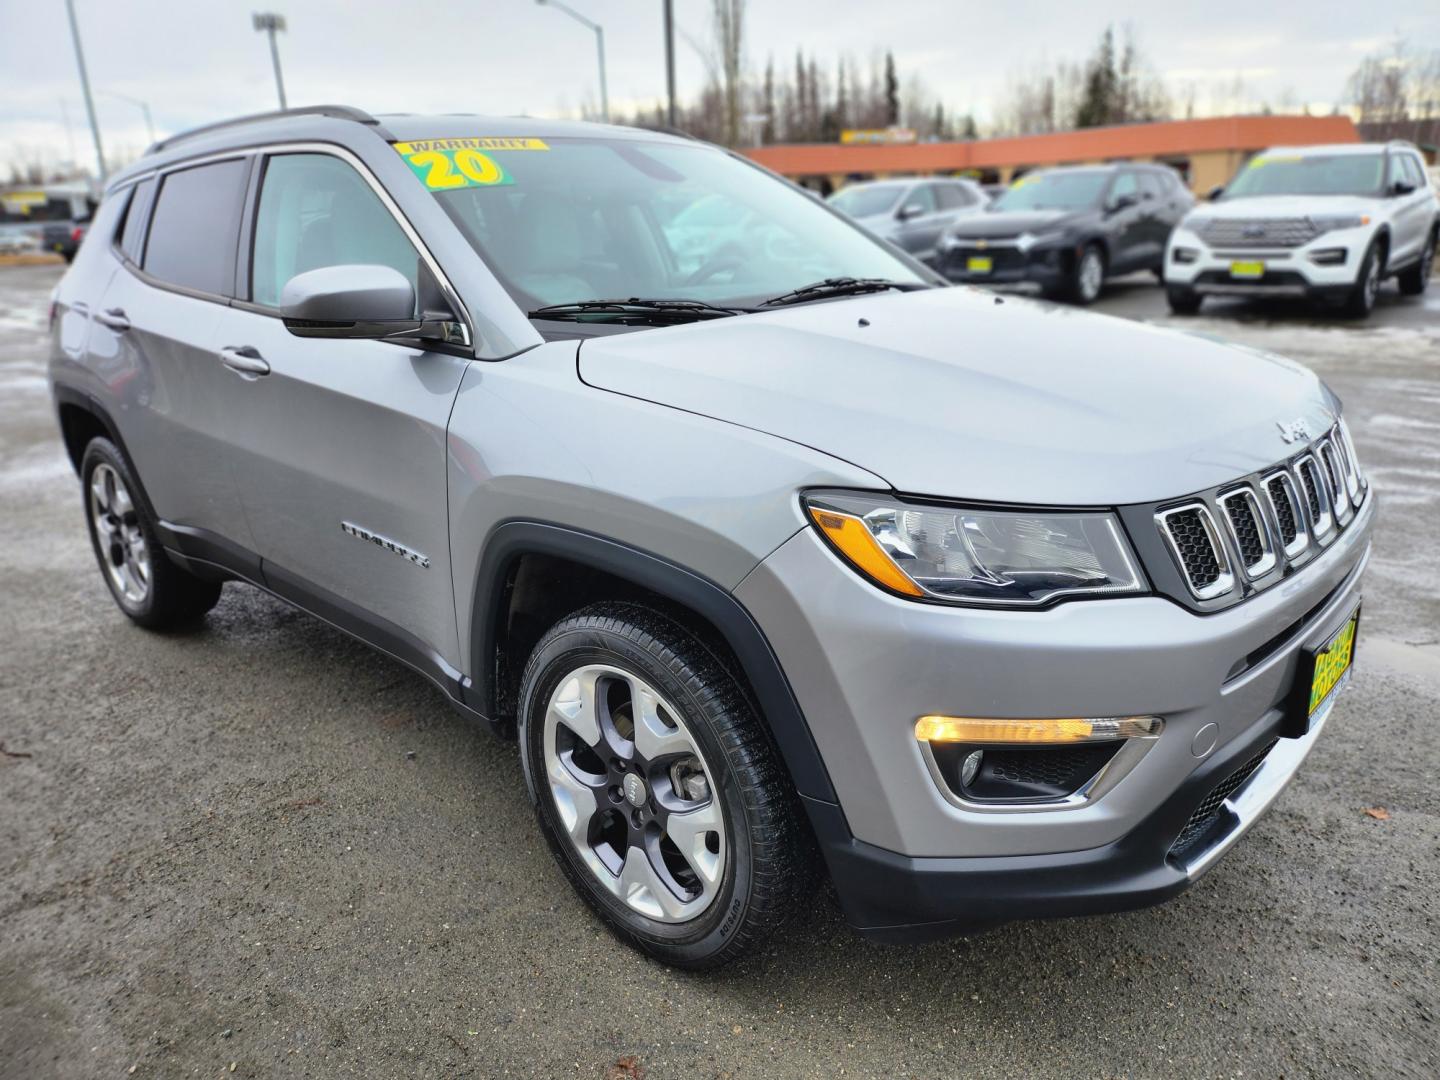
[470,520,840,805]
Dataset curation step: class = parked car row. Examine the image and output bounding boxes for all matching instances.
[827,141,1438,319]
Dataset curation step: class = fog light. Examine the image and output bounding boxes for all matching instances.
[1172,247,1198,264]
[1309,248,1347,266]
[960,749,983,787]
[915,715,1162,744]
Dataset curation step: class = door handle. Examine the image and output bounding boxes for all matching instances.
[95,307,130,332]
[219,346,271,377]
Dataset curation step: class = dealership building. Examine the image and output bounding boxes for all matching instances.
[744,114,1364,195]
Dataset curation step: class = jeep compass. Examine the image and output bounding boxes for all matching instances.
[49,107,1372,968]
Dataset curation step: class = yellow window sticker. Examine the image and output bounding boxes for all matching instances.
[1248,154,1301,169]
[392,138,549,191]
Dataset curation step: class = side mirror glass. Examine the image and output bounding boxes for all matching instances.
[280,264,451,341]
[1207,185,1225,202]
[1391,180,1416,197]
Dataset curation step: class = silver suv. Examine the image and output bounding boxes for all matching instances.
[49,107,1373,969]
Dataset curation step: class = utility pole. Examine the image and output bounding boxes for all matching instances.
[535,0,609,122]
[64,0,106,181]
[252,12,289,109]
[663,0,677,127]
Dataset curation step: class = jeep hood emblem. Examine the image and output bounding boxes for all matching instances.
[1276,419,1311,444]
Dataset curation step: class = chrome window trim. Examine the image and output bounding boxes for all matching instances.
[1217,485,1277,579]
[110,140,474,348]
[1155,502,1235,600]
[1293,454,1334,542]
[1260,469,1310,559]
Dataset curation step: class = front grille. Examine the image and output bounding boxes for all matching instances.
[1159,506,1229,597]
[1170,739,1278,859]
[1198,217,1319,248]
[985,745,1116,789]
[1297,458,1324,520]
[1320,441,1350,517]
[1220,490,1267,571]
[1266,475,1298,547]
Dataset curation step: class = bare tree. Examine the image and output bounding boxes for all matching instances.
[712,0,746,147]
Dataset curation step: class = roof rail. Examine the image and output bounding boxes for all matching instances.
[146,104,390,156]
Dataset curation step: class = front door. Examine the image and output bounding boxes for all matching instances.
[1104,172,1146,273]
[214,150,471,666]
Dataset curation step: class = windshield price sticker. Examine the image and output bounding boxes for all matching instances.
[393,137,549,191]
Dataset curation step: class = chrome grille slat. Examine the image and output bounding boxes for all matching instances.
[1261,470,1309,558]
[1156,503,1235,600]
[1197,217,1320,249]
[1218,487,1276,578]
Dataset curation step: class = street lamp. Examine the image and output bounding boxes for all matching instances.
[63,0,106,180]
[535,0,609,123]
[101,91,156,145]
[252,12,289,110]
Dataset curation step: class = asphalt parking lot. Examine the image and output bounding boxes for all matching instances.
[2,262,1437,1079]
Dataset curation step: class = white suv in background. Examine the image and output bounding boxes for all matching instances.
[1164,142,1438,318]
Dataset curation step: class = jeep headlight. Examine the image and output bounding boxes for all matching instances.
[803,492,1146,607]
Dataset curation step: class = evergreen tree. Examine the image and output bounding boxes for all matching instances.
[884,51,900,126]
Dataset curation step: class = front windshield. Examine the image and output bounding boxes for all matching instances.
[1223,153,1386,198]
[828,184,905,218]
[992,171,1109,212]
[418,136,926,309]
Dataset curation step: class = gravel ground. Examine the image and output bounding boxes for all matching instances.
[2,263,1437,1079]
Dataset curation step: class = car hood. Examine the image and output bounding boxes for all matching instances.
[1191,194,1380,222]
[947,209,1086,238]
[577,287,1337,506]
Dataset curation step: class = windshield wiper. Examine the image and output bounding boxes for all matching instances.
[528,298,756,325]
[761,277,930,307]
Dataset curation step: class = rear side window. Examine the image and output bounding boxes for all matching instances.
[143,158,249,296]
[251,153,420,309]
[118,178,155,263]
[934,183,973,210]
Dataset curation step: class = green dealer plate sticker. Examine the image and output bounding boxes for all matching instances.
[392,137,549,191]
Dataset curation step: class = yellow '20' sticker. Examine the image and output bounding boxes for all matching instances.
[393,137,548,190]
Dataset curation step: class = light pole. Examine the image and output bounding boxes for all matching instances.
[101,91,156,145]
[535,0,609,122]
[252,12,289,110]
[63,0,106,181]
[662,0,676,127]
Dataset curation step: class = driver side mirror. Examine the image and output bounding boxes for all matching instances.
[1107,192,1138,213]
[896,202,926,221]
[1207,185,1225,202]
[1390,180,1417,197]
[280,264,456,341]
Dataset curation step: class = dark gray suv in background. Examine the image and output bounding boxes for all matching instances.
[49,106,1370,968]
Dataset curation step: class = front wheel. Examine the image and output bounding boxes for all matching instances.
[1397,229,1436,296]
[1166,286,1203,315]
[1066,243,1106,305]
[1341,239,1383,318]
[518,603,811,969]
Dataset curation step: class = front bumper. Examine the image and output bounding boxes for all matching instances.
[937,237,1071,288]
[736,491,1373,939]
[1163,224,1374,300]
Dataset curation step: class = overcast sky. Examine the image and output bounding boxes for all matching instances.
[3,0,1437,174]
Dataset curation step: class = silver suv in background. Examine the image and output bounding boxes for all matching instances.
[50,107,1372,969]
[1164,141,1438,317]
[828,177,988,265]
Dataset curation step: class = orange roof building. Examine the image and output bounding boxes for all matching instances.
[744,114,1361,194]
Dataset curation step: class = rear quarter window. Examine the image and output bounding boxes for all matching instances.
[143,158,250,297]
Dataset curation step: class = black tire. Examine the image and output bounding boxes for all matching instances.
[1341,238,1383,318]
[1397,229,1436,296]
[80,437,222,629]
[1166,286,1202,315]
[1066,243,1106,305]
[517,602,811,969]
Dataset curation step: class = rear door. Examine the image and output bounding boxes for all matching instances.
[90,156,257,556]
[213,148,471,665]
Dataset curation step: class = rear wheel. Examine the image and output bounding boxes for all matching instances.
[81,438,222,629]
[518,603,810,969]
[1067,243,1105,305]
[1397,229,1436,296]
[1341,239,1383,318]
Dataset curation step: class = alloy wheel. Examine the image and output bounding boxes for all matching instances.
[542,664,725,923]
[1363,256,1380,308]
[1078,249,1104,302]
[89,462,150,605]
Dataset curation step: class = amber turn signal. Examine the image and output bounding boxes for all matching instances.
[915,715,1162,745]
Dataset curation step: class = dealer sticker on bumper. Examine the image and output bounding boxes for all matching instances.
[1230,260,1266,279]
[1285,605,1359,736]
[966,256,993,274]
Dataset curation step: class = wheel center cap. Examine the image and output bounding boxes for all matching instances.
[623,773,648,808]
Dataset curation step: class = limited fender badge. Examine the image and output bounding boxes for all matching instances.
[340,522,430,569]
